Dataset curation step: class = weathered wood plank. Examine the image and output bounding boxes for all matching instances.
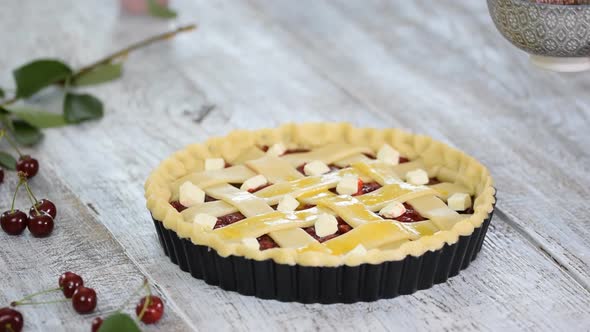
[0,169,192,331]
[1,0,589,331]
[244,0,590,288]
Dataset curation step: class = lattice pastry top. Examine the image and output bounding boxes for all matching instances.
[145,123,495,267]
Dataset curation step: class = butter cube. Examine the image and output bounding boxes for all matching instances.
[193,213,218,230]
[205,158,225,171]
[377,144,400,165]
[241,174,268,191]
[379,201,406,218]
[304,160,331,176]
[277,194,299,212]
[406,169,429,185]
[314,213,338,237]
[242,237,260,250]
[266,143,287,156]
[179,181,205,207]
[336,176,360,195]
[448,193,472,211]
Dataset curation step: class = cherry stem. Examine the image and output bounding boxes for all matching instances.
[73,24,197,81]
[2,131,22,157]
[10,179,24,213]
[116,278,149,313]
[6,324,15,332]
[0,25,197,107]
[137,280,153,321]
[22,179,39,206]
[10,287,62,306]
[11,299,69,307]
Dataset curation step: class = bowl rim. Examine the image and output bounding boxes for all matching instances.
[511,0,590,8]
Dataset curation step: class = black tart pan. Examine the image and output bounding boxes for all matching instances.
[151,205,494,303]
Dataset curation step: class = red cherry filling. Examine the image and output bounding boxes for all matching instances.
[170,201,186,212]
[214,212,246,229]
[303,217,352,243]
[427,178,441,185]
[257,234,279,250]
[170,196,217,212]
[391,203,426,223]
[355,181,381,195]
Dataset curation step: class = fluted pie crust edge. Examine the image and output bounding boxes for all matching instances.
[144,123,495,267]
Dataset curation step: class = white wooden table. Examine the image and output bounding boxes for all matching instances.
[1,1,589,331]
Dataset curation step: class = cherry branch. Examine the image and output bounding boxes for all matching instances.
[0,24,197,107]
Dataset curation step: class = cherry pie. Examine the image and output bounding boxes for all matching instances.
[145,123,495,302]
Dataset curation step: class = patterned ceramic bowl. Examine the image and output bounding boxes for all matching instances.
[487,0,590,71]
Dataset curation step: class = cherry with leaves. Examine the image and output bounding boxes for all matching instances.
[0,25,197,151]
[0,130,39,179]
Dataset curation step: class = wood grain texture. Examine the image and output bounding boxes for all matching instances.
[0,0,589,331]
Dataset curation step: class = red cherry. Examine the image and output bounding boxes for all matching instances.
[59,272,80,288]
[0,210,28,235]
[72,287,97,314]
[30,199,57,219]
[0,307,23,332]
[16,155,39,179]
[62,274,84,299]
[91,317,103,332]
[27,212,54,237]
[135,295,164,324]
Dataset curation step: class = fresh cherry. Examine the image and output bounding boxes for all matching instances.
[91,317,103,332]
[59,272,84,299]
[0,210,28,235]
[135,295,164,324]
[16,155,39,179]
[59,271,80,288]
[0,307,23,332]
[27,212,54,237]
[72,286,97,314]
[29,199,57,219]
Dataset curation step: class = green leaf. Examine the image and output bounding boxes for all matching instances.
[97,313,141,332]
[63,92,104,123]
[4,106,67,128]
[73,63,123,87]
[0,113,14,131]
[13,59,73,98]
[0,88,4,99]
[0,151,17,170]
[147,0,177,18]
[12,120,43,146]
